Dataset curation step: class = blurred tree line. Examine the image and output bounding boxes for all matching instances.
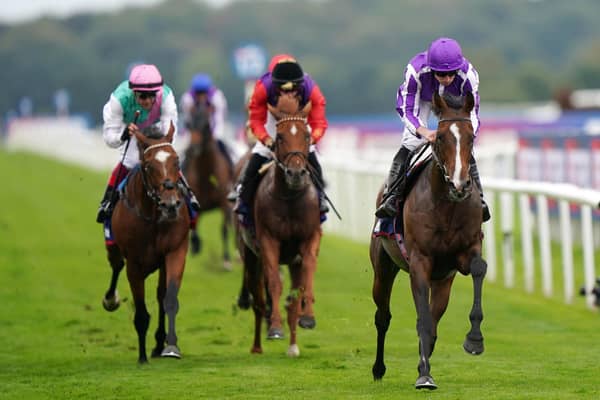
[2,0,600,125]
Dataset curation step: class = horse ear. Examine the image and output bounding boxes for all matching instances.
[463,92,475,114]
[300,101,312,117]
[133,129,149,146]
[433,91,447,112]
[268,103,282,120]
[166,121,175,143]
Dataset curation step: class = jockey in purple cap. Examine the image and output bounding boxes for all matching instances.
[96,64,200,227]
[179,73,234,166]
[375,37,490,222]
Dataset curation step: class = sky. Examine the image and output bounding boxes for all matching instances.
[0,0,235,23]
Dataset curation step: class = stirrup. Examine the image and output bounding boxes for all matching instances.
[227,189,238,202]
[482,201,491,222]
[96,202,111,223]
[375,197,398,219]
[189,196,201,212]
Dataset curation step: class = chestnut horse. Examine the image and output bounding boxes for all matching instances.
[236,96,322,357]
[102,123,190,363]
[183,102,234,269]
[370,92,487,389]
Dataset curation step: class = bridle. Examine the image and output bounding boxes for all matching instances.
[431,116,474,200]
[272,116,309,174]
[140,142,180,210]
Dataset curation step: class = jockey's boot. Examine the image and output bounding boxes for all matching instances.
[470,155,491,222]
[96,185,115,223]
[234,153,269,214]
[178,171,201,212]
[307,152,329,214]
[375,147,410,219]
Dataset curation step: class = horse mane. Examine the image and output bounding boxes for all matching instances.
[432,93,465,116]
[275,94,301,115]
[141,125,165,140]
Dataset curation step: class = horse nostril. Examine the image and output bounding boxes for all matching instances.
[301,169,307,176]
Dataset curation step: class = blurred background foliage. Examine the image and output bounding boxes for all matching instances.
[2,0,600,123]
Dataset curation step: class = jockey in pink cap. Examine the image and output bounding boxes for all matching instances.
[96,64,200,241]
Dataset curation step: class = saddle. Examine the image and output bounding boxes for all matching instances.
[372,145,433,261]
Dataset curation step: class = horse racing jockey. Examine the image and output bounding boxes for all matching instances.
[231,53,330,215]
[375,37,491,222]
[179,72,234,168]
[96,64,200,224]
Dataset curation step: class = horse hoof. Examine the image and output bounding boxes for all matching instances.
[372,363,386,380]
[298,315,316,329]
[161,345,181,359]
[251,346,263,354]
[415,375,437,390]
[463,337,484,355]
[102,291,120,312]
[223,260,233,271]
[237,293,252,310]
[267,327,284,340]
[151,347,164,358]
[190,235,201,255]
[287,344,300,357]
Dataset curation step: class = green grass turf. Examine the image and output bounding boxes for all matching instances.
[1,150,599,399]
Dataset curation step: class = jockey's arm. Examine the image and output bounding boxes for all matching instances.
[247,81,271,145]
[102,96,127,148]
[159,90,178,141]
[211,89,228,141]
[307,84,328,144]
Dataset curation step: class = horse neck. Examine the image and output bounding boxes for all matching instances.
[429,161,451,202]
[127,169,157,215]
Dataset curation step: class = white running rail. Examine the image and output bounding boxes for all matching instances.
[321,158,600,309]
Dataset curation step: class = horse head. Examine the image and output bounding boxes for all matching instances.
[134,122,183,220]
[188,102,213,155]
[267,95,312,191]
[431,91,475,202]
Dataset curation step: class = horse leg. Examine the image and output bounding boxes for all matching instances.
[161,248,187,359]
[428,276,456,357]
[244,246,265,353]
[222,208,232,271]
[299,231,321,330]
[237,255,252,310]
[285,261,303,357]
[151,266,167,357]
[260,236,284,340]
[190,225,201,255]
[371,239,399,380]
[464,255,487,355]
[127,267,150,364]
[103,243,124,311]
[409,257,438,390]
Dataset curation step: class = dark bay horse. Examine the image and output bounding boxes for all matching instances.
[236,95,322,357]
[102,123,190,363]
[370,92,487,389]
[183,102,234,269]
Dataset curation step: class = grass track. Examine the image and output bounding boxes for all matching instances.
[1,150,599,399]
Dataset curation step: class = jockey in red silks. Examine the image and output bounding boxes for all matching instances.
[96,64,200,227]
[375,37,490,222]
[232,54,329,215]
